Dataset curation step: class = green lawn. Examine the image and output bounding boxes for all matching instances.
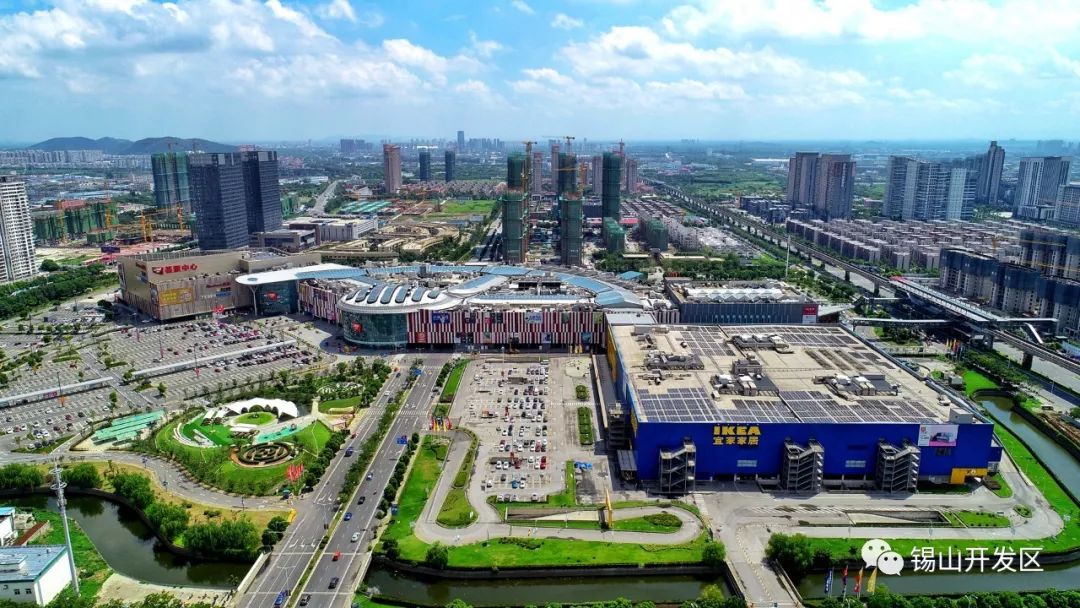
[804,419,1080,562]
[437,434,478,528]
[962,369,1000,395]
[514,513,683,534]
[946,510,1010,528]
[180,413,235,447]
[427,199,496,219]
[611,513,683,533]
[439,360,469,404]
[155,417,335,495]
[318,395,364,413]
[436,487,476,528]
[30,508,112,601]
[988,471,1014,498]
[380,437,709,568]
[235,411,275,426]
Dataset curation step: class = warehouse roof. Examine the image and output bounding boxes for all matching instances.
[613,324,961,425]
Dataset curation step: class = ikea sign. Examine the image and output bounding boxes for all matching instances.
[713,425,761,446]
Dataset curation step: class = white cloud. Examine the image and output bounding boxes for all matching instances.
[0,0,489,108]
[468,31,504,58]
[455,79,491,95]
[944,54,1025,90]
[316,0,357,23]
[511,0,535,15]
[551,13,583,30]
[265,0,333,40]
[660,0,1080,47]
[560,25,865,89]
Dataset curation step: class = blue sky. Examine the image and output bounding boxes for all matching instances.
[2,0,1080,142]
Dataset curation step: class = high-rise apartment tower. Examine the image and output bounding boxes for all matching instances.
[0,175,35,283]
[444,150,456,182]
[418,151,431,181]
[382,144,402,193]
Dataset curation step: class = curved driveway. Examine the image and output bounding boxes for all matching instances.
[413,432,704,545]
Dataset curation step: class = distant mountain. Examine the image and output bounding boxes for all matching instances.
[27,136,237,155]
[29,137,131,154]
[122,137,238,155]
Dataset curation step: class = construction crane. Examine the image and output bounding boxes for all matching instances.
[541,136,575,153]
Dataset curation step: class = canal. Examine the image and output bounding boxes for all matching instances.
[365,565,731,607]
[10,495,249,588]
[798,560,1080,598]
[979,395,1080,500]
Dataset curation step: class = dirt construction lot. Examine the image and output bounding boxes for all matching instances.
[449,356,607,504]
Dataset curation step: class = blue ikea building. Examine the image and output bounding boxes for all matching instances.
[607,324,1002,493]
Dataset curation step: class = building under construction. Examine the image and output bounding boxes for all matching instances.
[32,199,118,244]
[500,154,528,264]
[602,152,622,221]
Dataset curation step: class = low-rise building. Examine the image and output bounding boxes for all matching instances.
[0,545,74,605]
[665,280,818,325]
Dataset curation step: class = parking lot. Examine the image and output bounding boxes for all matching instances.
[0,315,326,452]
[449,356,602,503]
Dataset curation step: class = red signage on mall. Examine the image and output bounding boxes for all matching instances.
[151,263,198,275]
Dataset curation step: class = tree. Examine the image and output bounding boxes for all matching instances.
[110,472,156,509]
[145,502,190,542]
[702,541,726,568]
[425,542,449,569]
[445,601,472,608]
[764,533,815,581]
[0,463,45,490]
[40,259,61,272]
[157,382,167,398]
[109,391,119,407]
[65,463,102,488]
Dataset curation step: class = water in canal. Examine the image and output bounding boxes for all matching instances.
[798,561,1080,598]
[365,565,730,607]
[10,495,250,588]
[978,395,1080,500]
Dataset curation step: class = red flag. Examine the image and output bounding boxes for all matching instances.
[854,568,863,594]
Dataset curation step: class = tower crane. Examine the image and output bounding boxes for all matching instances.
[541,136,575,153]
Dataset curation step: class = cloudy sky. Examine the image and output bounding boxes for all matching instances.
[2,0,1080,142]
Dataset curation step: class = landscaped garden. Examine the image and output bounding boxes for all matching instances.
[131,358,392,495]
[379,437,716,569]
[145,415,336,495]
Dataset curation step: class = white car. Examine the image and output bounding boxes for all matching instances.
[351,532,360,542]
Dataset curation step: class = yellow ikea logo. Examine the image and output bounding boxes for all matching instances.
[713,425,761,446]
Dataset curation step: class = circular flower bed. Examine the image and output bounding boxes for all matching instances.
[236,442,294,466]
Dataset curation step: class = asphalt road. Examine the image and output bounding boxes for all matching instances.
[300,353,449,608]
[311,180,342,215]
[237,353,448,608]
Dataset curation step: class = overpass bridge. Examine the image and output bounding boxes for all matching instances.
[849,317,952,327]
